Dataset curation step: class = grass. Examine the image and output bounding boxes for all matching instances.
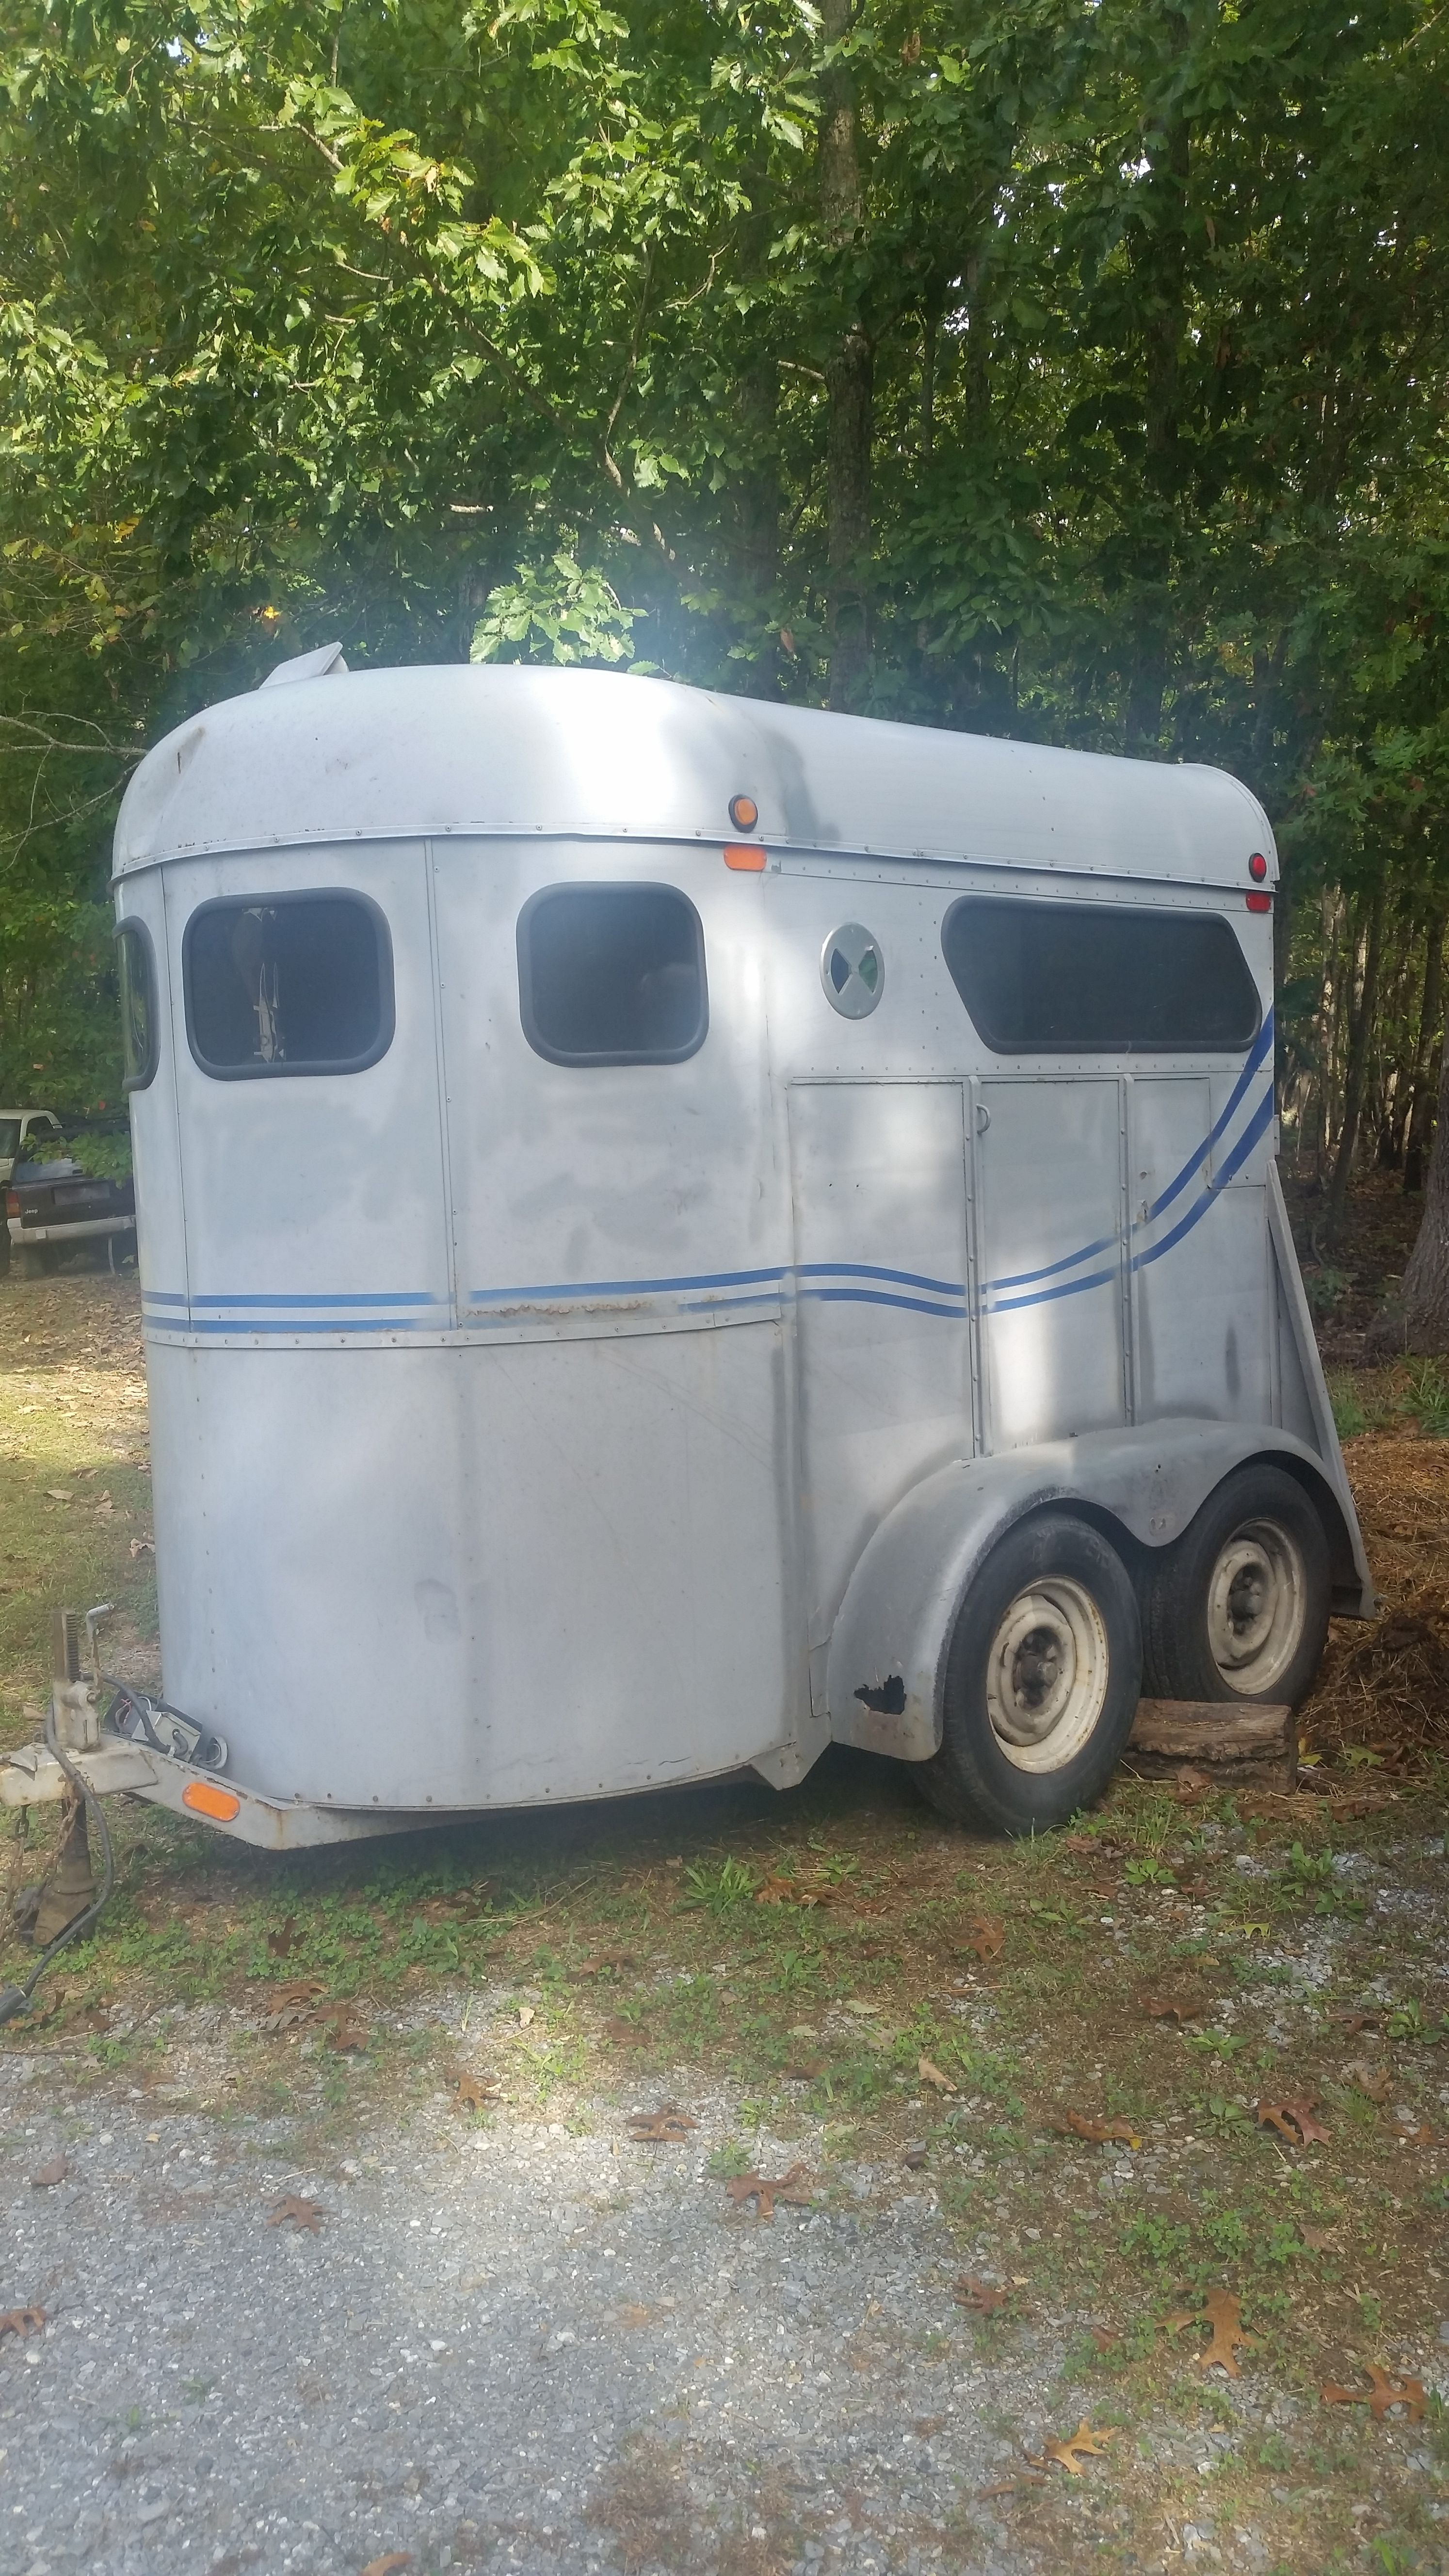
[3,1268,1449,2572]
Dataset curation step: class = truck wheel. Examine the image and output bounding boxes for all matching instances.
[916,1511,1143,1835]
[1140,1464,1330,1706]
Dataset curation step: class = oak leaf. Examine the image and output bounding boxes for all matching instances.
[0,2307,44,2338]
[1323,2367,1426,2423]
[628,2109,698,2142]
[1050,2110,1141,2147]
[1139,1994,1195,2024]
[1041,2422,1115,2475]
[30,2156,68,2188]
[453,2073,500,2112]
[1344,2061,1393,2103]
[785,2058,827,2082]
[724,2163,812,2219]
[1170,2287,1255,2376]
[963,1916,1004,1962]
[266,2194,325,2233]
[918,2055,956,2093]
[975,2474,1045,2498]
[755,1876,801,1906]
[1299,2224,1335,2251]
[605,2017,649,2049]
[572,1950,636,1978]
[954,2276,1009,2314]
[1256,2096,1330,2146]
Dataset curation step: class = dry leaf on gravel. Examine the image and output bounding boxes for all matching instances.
[755,1876,801,1905]
[785,2058,827,2082]
[975,2474,1046,2499]
[1344,2061,1394,2103]
[724,2164,812,2220]
[1328,2007,1379,2036]
[129,1536,155,1558]
[918,2055,956,2093]
[30,2156,68,2188]
[1139,1994,1197,2023]
[954,2276,1010,2315]
[605,2017,649,2049]
[0,2307,44,2338]
[628,2110,698,2142]
[571,1951,636,1978]
[1299,2225,1336,2251]
[1090,2326,1121,2354]
[359,2557,413,2576]
[617,2304,652,2328]
[1323,2367,1426,2423]
[1256,2096,1331,2146]
[44,1488,72,1504]
[962,1916,1004,1962]
[1040,2423,1115,2475]
[516,2005,535,2028]
[453,2073,500,2112]
[1050,2110,1141,2147]
[1168,2288,1256,2377]
[260,1978,327,2032]
[318,2010,370,2053]
[1393,2112,1435,2143]
[843,1997,880,2016]
[266,2195,325,2233]
[266,1918,300,1959]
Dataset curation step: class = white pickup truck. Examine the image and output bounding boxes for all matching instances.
[0,1108,63,1185]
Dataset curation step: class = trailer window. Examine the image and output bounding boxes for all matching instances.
[517,884,708,1066]
[116,921,159,1092]
[941,896,1260,1054]
[183,892,393,1079]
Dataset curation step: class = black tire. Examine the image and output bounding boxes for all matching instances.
[915,1511,1143,1835]
[1140,1463,1330,1707]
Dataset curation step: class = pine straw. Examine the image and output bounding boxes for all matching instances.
[1298,1424,1449,1770]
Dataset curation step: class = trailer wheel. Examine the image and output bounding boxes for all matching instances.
[916,1512,1142,1835]
[1141,1463,1330,1706]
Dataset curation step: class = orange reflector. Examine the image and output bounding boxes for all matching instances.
[1245,890,1272,913]
[724,843,767,872]
[728,793,759,831]
[182,1779,242,1822]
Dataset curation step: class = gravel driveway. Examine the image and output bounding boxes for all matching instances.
[0,2042,1062,2576]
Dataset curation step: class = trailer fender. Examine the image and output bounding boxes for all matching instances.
[826,1419,1370,1761]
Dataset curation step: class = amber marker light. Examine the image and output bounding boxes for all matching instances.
[728,793,759,831]
[1246,890,1272,913]
[724,843,767,872]
[182,1780,242,1822]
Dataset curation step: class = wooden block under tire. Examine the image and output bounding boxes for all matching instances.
[1124,1697,1297,1791]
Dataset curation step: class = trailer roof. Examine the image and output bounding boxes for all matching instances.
[113,661,1276,887]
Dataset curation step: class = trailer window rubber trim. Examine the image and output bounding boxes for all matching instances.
[181,887,395,1080]
[516,881,709,1068]
[115,917,160,1094]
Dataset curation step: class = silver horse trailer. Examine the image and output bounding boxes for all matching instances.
[4,654,1373,1853]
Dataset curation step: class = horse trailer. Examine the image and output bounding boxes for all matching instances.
[3,652,1372,1852]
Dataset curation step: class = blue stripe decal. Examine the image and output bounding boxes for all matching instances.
[190,1290,440,1309]
[983,1234,1118,1295]
[143,1289,189,1306]
[988,1264,1122,1317]
[799,1285,968,1319]
[1145,1013,1274,1222]
[175,1317,433,1335]
[1131,1088,1276,1273]
[795,1260,965,1298]
[467,1265,787,1304]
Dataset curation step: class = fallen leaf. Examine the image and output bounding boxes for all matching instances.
[724,2163,812,2220]
[128,1536,155,1558]
[1139,1994,1196,2023]
[30,2156,68,2188]
[963,1916,1004,1962]
[1171,2287,1256,2377]
[843,1997,881,2016]
[266,2194,325,2233]
[1299,2225,1335,2251]
[755,1876,801,1906]
[1173,1767,1214,1799]
[1050,2110,1142,2147]
[1328,2008,1378,2036]
[628,2109,698,2143]
[1323,2367,1425,2423]
[1393,2113,1435,2143]
[954,2275,1009,2314]
[516,2005,535,2029]
[1256,2095,1331,2146]
[617,2303,652,2327]
[267,1917,300,1959]
[1042,2422,1115,2475]
[571,1950,636,1978]
[453,2073,500,2112]
[260,1976,327,2032]
[359,2557,414,2576]
[44,1488,73,1504]
[1344,2061,1393,2103]
[918,2055,956,2093]
[784,2058,827,2082]
[605,2017,649,2049]
[0,2307,44,2338]
[1090,2326,1121,2354]
[975,2475,1046,2499]
[319,2010,370,2053]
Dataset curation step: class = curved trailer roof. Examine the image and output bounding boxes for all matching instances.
[114,660,1277,888]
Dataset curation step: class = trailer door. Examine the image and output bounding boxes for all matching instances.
[974,1075,1128,1450]
[788,1080,974,1653]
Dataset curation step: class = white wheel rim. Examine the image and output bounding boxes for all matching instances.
[1206,1517,1306,1694]
[984,1578,1110,1774]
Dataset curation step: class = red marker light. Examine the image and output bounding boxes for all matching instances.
[1248,852,1268,882]
[1246,890,1272,914]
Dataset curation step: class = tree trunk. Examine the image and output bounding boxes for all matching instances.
[1393,1034,1449,1350]
[819,0,872,713]
[1326,873,1387,1243]
[1403,902,1445,1192]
